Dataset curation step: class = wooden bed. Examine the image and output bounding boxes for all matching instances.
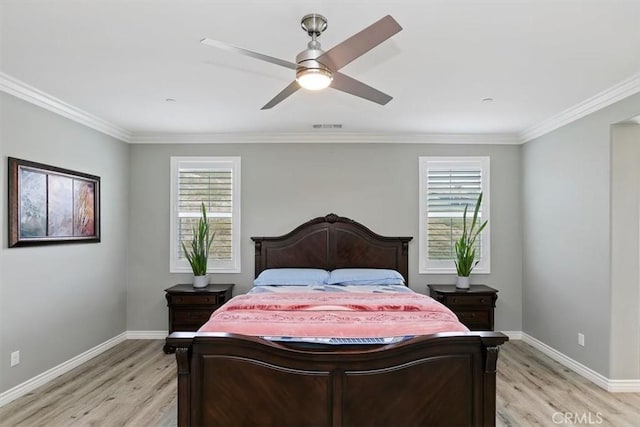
[167,213,508,427]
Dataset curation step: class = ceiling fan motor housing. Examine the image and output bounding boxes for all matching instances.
[296,49,328,69]
[297,13,331,72]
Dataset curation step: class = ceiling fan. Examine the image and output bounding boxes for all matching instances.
[201,14,402,110]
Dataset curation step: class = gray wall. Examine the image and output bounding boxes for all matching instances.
[0,92,130,393]
[522,93,640,377]
[610,123,640,379]
[127,142,522,332]
[3,78,639,397]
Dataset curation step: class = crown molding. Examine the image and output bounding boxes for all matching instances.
[129,131,521,145]
[520,72,640,142]
[3,70,639,145]
[0,72,132,142]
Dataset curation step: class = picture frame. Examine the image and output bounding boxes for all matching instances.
[8,157,101,247]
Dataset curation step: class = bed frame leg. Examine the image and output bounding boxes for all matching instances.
[483,345,500,427]
[175,347,191,427]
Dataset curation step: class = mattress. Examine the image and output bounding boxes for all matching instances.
[198,289,469,344]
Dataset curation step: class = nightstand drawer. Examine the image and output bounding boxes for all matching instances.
[455,310,489,326]
[170,295,219,305]
[173,309,214,324]
[445,295,492,307]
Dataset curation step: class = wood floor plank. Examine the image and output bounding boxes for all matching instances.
[0,339,638,426]
[496,341,640,427]
[0,341,177,427]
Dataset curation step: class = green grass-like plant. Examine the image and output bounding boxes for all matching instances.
[182,202,214,276]
[454,192,488,277]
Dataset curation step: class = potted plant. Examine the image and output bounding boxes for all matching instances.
[182,202,214,288]
[454,192,488,289]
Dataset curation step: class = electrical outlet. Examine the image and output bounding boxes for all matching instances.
[578,333,585,347]
[10,351,20,367]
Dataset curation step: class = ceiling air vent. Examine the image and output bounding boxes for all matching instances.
[312,124,343,129]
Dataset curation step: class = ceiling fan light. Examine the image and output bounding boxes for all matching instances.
[296,68,333,91]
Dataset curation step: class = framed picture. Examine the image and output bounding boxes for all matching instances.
[8,157,100,247]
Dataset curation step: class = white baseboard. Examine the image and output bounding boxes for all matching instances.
[500,330,523,340]
[0,332,127,407]
[126,330,168,340]
[606,380,640,392]
[522,332,640,393]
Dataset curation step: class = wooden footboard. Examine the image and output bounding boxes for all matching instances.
[168,331,508,427]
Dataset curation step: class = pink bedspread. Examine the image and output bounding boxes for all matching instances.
[198,292,469,337]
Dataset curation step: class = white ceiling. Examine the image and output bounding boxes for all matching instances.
[1,0,640,140]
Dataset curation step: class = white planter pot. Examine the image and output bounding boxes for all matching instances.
[193,275,209,288]
[456,275,470,290]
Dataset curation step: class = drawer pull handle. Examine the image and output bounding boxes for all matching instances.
[451,298,457,303]
[480,298,487,304]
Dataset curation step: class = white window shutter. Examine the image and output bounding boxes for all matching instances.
[170,157,241,273]
[419,157,490,274]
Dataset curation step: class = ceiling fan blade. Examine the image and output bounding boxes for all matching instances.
[261,81,300,110]
[317,15,402,71]
[330,73,392,105]
[200,38,298,70]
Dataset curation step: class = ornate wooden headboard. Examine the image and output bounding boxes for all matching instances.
[251,213,413,285]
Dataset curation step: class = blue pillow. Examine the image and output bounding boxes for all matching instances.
[327,268,405,286]
[253,268,330,286]
[331,278,406,286]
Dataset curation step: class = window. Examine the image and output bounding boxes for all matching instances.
[170,157,241,273]
[419,156,490,274]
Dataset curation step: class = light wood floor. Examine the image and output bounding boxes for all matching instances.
[496,342,640,427]
[0,340,177,427]
[1,340,638,426]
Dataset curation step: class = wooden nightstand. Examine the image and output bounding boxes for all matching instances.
[163,283,234,353]
[427,284,498,331]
